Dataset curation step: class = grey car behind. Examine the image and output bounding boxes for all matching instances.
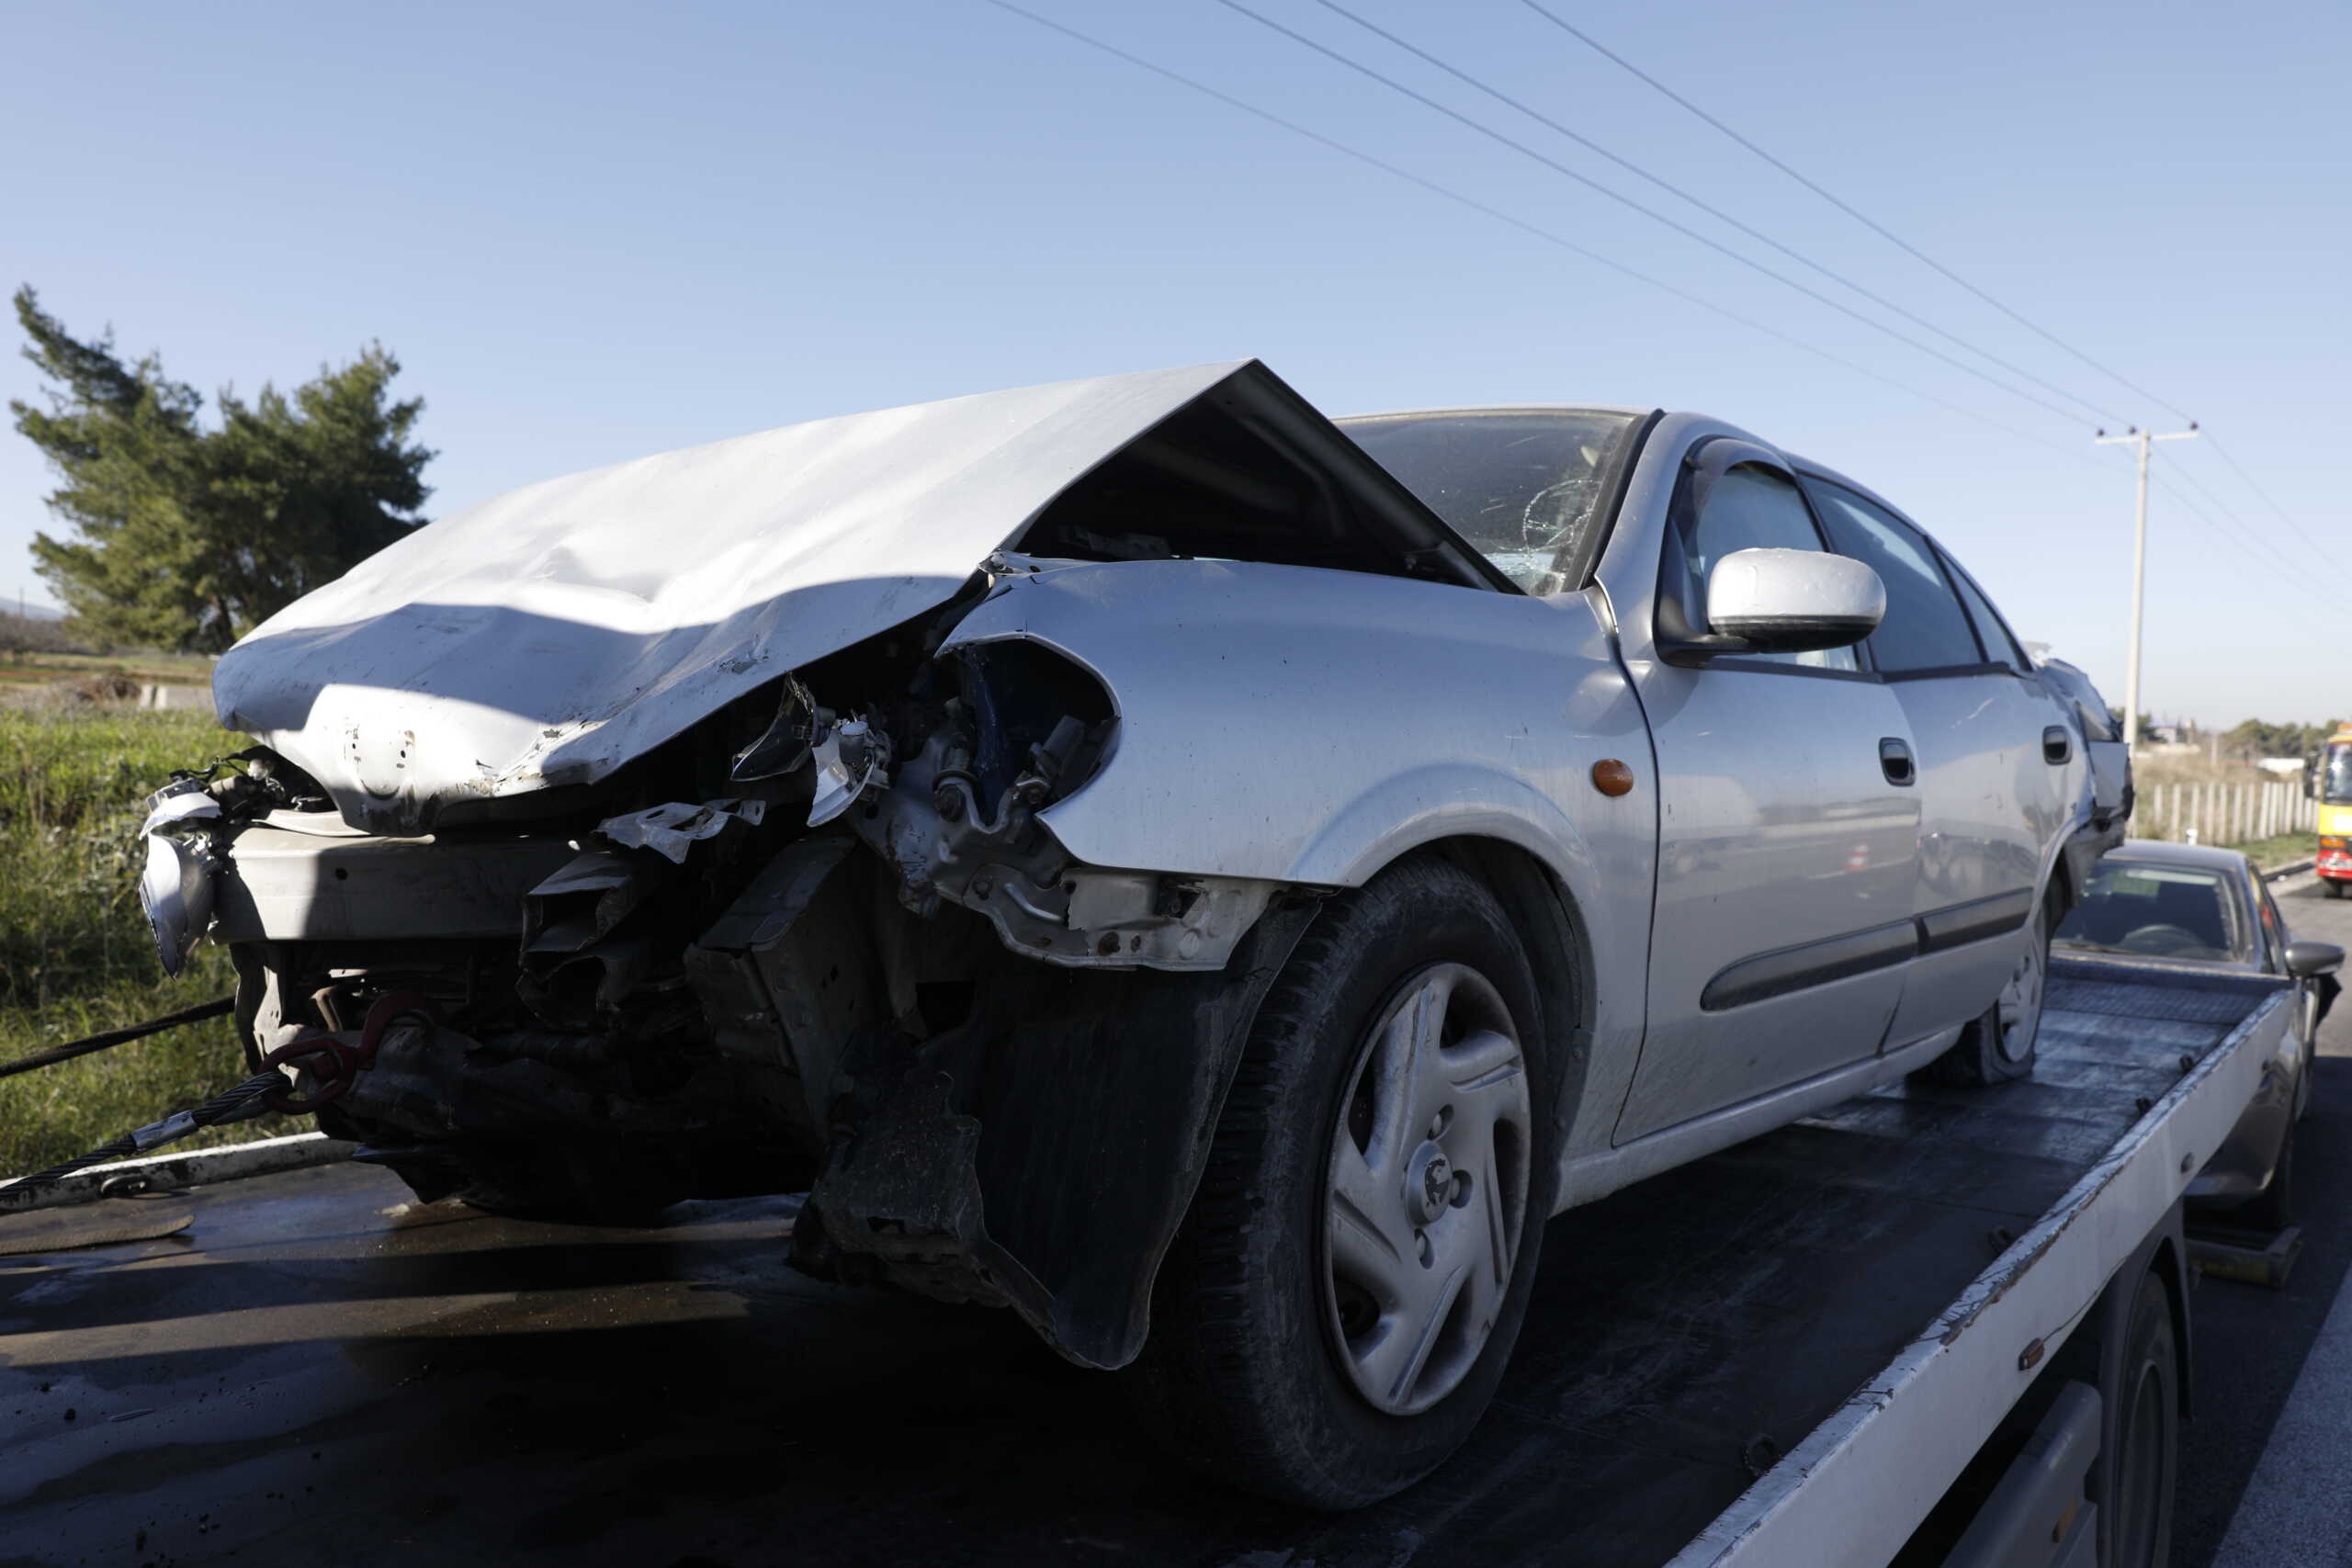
[2052,840,2342,1226]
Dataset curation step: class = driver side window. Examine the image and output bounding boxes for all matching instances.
[1679,463,1858,672]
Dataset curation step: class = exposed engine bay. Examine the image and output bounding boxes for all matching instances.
[147,574,1322,1368]
[133,361,1522,1369]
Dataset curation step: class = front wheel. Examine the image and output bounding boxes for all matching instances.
[1127,855,1558,1508]
[2243,1122,2296,1233]
[2327,880,2348,901]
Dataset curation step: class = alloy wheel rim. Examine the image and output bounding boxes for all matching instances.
[1996,919,2047,1064]
[1320,963,1532,1416]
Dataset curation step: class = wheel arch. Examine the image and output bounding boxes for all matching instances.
[2148,1228,2195,1420]
[1363,832,1600,1205]
[2054,1199,2194,1424]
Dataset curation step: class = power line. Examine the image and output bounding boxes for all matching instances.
[2154,452,2268,546]
[1266,1,2322,593]
[1518,0,2339,592]
[2201,433,2342,567]
[975,0,2116,470]
[1205,0,2099,429]
[2147,455,2303,581]
[1515,0,2199,427]
[1305,0,2125,426]
[980,2,2324,626]
[2139,446,2325,581]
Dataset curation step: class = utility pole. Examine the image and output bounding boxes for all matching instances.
[2094,423,2199,751]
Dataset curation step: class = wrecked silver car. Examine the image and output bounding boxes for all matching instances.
[142,360,2116,1506]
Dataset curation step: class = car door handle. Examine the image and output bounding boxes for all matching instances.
[1879,738,1915,786]
[2043,726,2073,765]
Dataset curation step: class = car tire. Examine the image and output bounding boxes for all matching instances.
[1126,853,1559,1508]
[2244,1123,2295,1233]
[2101,1273,2180,1568]
[2327,881,2347,901]
[1920,885,2057,1088]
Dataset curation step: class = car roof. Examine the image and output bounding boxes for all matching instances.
[2103,839,2256,875]
[1332,404,1654,424]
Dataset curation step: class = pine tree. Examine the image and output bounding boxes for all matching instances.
[10,287,434,651]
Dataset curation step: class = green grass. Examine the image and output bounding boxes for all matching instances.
[2220,831,2315,874]
[0,708,254,1176]
[0,648,216,688]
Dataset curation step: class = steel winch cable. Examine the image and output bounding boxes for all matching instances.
[0,995,235,1082]
[3,1067,286,1191]
[1,990,438,1193]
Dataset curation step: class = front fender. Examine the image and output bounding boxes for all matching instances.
[944,558,1659,1189]
[945,558,1654,906]
[1291,761,1598,891]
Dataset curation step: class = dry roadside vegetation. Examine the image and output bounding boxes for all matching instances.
[0,706,249,1175]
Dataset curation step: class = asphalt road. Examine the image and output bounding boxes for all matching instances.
[4,884,2348,1568]
[2174,876,2352,1568]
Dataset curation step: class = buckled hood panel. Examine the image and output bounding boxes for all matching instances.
[213,359,1498,833]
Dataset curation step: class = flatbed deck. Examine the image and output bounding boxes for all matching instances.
[0,966,2283,1567]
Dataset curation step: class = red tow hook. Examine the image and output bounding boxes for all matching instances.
[260,990,444,1113]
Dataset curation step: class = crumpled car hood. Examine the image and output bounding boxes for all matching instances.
[215,358,1498,832]
[213,362,1220,831]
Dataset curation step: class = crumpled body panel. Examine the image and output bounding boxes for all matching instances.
[954,557,1654,890]
[213,362,1250,831]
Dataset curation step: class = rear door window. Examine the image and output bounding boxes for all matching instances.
[1943,557,2032,674]
[1805,480,1984,674]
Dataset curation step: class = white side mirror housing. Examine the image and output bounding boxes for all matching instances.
[1704,548,1884,653]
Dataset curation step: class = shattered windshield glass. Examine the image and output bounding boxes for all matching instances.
[1340,410,1641,591]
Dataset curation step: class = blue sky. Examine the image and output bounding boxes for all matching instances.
[2,0,2342,723]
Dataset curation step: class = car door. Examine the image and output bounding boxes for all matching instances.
[1803,477,2075,1047]
[2254,876,2318,1113]
[1616,440,1920,1140]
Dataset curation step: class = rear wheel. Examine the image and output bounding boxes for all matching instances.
[1922,886,2056,1087]
[1128,855,1558,1508]
[2104,1273,2179,1568]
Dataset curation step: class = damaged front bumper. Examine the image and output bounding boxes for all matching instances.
[137,780,225,976]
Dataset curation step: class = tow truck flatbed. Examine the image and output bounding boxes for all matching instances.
[0,963,2286,1567]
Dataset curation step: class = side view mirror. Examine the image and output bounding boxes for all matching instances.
[2286,940,2345,979]
[1702,548,1884,654]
